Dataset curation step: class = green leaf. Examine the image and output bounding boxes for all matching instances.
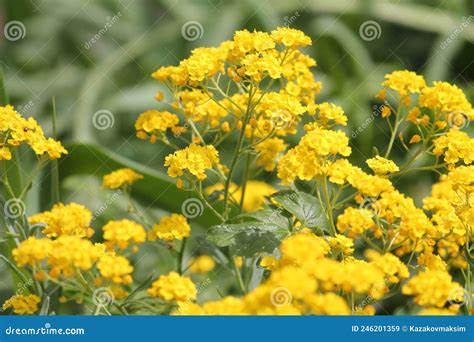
[271,190,327,229]
[207,220,289,257]
[59,143,220,226]
[236,209,292,231]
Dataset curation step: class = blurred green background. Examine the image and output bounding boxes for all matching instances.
[0,0,473,313]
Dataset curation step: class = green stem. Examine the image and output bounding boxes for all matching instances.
[177,238,187,275]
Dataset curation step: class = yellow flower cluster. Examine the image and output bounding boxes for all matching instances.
[277,126,351,184]
[382,70,426,97]
[164,144,219,181]
[103,168,143,189]
[402,270,462,308]
[135,110,179,143]
[148,214,190,241]
[2,294,40,315]
[102,219,146,249]
[366,156,399,175]
[0,105,68,160]
[97,252,134,285]
[29,203,94,238]
[189,255,215,274]
[433,129,474,165]
[148,272,196,302]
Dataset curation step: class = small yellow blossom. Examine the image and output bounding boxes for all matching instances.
[366,156,399,175]
[148,272,197,302]
[189,255,215,274]
[103,168,143,189]
[164,144,219,181]
[149,214,190,241]
[103,219,146,249]
[2,294,40,315]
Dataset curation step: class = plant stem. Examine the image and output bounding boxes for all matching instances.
[177,238,187,274]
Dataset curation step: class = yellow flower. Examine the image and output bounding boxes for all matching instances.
[417,308,456,315]
[0,105,67,160]
[328,234,354,255]
[419,81,472,114]
[409,134,421,144]
[2,294,40,315]
[135,110,179,142]
[48,236,101,278]
[149,214,190,241]
[278,127,351,184]
[164,144,219,181]
[366,156,399,175]
[402,270,462,307]
[304,293,350,315]
[29,203,94,238]
[382,70,425,97]
[12,237,52,266]
[255,137,287,172]
[279,230,329,268]
[103,219,146,249]
[240,181,276,212]
[366,250,409,283]
[97,252,134,285]
[148,272,197,302]
[336,207,376,238]
[189,255,215,273]
[271,27,312,48]
[433,129,474,165]
[103,168,143,189]
[260,256,279,270]
[316,102,348,126]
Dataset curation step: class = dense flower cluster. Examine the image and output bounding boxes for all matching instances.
[2,27,473,317]
[103,168,143,189]
[0,105,67,160]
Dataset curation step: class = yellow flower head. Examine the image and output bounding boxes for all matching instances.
[12,237,52,266]
[382,70,425,97]
[433,129,474,165]
[29,203,94,238]
[48,236,101,278]
[328,234,354,255]
[135,110,179,142]
[316,102,348,126]
[103,219,146,249]
[97,253,134,285]
[2,294,40,315]
[419,81,472,115]
[189,255,215,274]
[402,270,462,308]
[149,213,190,241]
[366,156,399,175]
[164,144,219,181]
[271,27,312,48]
[0,105,67,160]
[103,168,143,189]
[148,272,197,302]
[255,137,287,172]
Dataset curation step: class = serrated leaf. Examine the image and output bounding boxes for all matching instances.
[207,221,288,257]
[271,190,327,228]
[236,209,292,230]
